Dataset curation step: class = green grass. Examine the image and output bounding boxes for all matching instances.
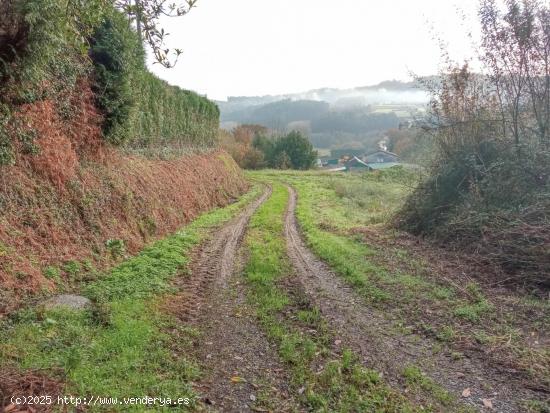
[250,169,549,407]
[249,170,501,324]
[243,181,419,412]
[402,365,473,412]
[0,184,262,411]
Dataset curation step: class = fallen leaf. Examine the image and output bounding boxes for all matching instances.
[334,339,342,346]
[481,398,494,410]
[231,376,245,383]
[462,388,471,397]
[249,394,256,402]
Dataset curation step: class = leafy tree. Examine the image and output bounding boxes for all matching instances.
[222,127,317,170]
[252,133,275,163]
[273,151,291,169]
[273,131,317,170]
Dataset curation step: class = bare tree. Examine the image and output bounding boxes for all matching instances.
[479,0,550,146]
[116,0,198,67]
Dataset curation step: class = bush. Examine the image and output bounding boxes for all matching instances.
[395,2,550,289]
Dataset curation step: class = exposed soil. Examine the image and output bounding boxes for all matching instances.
[283,185,544,413]
[170,186,298,412]
[0,368,64,413]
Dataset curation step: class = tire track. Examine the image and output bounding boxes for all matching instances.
[283,184,538,413]
[173,186,297,412]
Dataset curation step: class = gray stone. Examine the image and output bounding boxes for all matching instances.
[42,294,92,311]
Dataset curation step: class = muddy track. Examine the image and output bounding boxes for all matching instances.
[283,185,540,413]
[174,186,297,412]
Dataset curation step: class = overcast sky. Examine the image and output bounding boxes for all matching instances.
[149,0,481,101]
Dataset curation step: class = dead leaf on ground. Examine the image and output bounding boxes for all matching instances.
[462,387,471,397]
[481,398,494,410]
[230,376,246,383]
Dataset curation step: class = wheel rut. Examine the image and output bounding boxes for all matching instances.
[283,184,539,413]
[174,186,297,412]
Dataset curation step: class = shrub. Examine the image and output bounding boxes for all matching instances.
[395,0,550,288]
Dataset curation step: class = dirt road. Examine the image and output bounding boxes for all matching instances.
[283,185,540,413]
[173,186,297,412]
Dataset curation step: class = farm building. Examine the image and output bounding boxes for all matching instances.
[363,150,400,163]
[345,156,372,171]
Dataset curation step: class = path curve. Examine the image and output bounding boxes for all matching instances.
[284,184,539,413]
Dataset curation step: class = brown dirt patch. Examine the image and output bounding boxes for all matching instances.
[0,368,63,413]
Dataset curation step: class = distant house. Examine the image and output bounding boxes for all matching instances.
[345,156,372,172]
[363,150,400,164]
[367,162,401,170]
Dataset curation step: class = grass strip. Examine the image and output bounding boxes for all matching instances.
[243,181,419,412]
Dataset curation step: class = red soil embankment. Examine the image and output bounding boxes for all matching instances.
[0,150,247,307]
[0,81,248,312]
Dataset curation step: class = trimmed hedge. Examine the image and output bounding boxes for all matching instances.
[90,11,219,147]
[0,0,219,161]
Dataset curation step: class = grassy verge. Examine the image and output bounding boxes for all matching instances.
[249,170,549,399]
[243,181,419,412]
[0,184,262,411]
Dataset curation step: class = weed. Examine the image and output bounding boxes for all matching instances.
[454,300,493,323]
[105,238,125,259]
[63,261,81,280]
[523,399,550,413]
[402,365,462,410]
[436,325,456,342]
[43,266,61,283]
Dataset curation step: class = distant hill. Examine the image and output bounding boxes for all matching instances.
[218,80,430,151]
[217,80,429,119]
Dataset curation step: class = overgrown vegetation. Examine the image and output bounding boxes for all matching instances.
[396,0,550,287]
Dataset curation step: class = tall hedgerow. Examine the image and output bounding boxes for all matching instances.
[89,10,219,148]
[0,0,219,162]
